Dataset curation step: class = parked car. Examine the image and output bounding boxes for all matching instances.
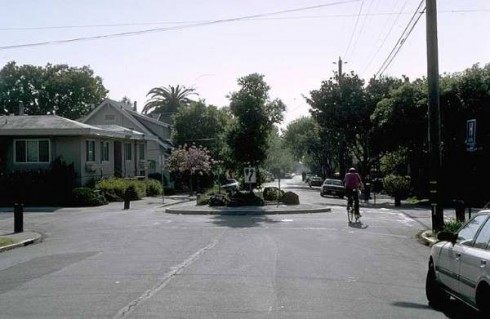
[284,173,293,179]
[320,178,345,198]
[220,179,240,191]
[426,211,490,315]
[308,176,324,187]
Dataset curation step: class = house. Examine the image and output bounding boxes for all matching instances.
[0,114,154,186]
[79,99,173,178]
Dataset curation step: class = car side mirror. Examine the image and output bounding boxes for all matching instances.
[437,231,458,244]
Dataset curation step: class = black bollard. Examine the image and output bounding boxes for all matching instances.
[454,200,465,222]
[14,203,23,233]
[124,190,130,210]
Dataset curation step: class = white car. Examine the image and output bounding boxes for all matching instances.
[426,211,490,315]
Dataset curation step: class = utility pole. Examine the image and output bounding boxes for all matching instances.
[337,56,343,85]
[334,56,347,178]
[427,0,444,231]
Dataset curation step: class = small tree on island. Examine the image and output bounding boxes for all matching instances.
[383,175,411,207]
[166,144,214,195]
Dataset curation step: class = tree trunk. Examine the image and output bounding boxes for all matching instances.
[394,196,401,207]
[189,173,193,196]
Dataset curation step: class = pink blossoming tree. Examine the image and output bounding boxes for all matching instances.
[166,144,214,194]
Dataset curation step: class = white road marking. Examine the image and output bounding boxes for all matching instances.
[113,239,219,319]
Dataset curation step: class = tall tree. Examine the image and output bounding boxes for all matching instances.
[227,73,285,171]
[142,85,196,123]
[307,71,366,176]
[172,100,231,162]
[0,62,108,119]
[282,116,333,176]
[264,127,295,177]
[371,79,428,197]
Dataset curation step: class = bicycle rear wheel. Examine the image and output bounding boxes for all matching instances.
[347,206,355,223]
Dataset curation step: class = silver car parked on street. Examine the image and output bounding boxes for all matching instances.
[426,211,490,315]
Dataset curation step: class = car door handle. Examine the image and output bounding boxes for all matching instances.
[481,260,487,268]
[455,253,461,260]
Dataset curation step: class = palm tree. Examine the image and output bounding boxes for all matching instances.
[142,85,197,123]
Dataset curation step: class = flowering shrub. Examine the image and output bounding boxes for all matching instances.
[166,144,214,174]
[166,144,214,193]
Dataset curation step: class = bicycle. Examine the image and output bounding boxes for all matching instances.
[346,189,361,223]
[347,201,356,223]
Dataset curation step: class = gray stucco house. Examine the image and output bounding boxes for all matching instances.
[0,114,154,186]
[79,99,173,178]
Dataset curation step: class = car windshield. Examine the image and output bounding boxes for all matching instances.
[457,214,488,245]
[326,179,343,186]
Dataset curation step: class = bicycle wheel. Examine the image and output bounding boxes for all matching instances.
[347,206,355,223]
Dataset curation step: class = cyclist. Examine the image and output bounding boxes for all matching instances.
[344,167,364,218]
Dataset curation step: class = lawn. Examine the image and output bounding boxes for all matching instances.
[0,237,17,248]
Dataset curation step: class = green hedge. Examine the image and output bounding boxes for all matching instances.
[281,191,300,205]
[71,188,108,207]
[95,177,159,202]
[145,179,163,196]
[263,187,284,201]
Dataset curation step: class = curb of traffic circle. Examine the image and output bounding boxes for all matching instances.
[165,207,332,215]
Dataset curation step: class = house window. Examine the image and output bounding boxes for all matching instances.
[86,140,95,162]
[125,143,132,161]
[139,144,145,160]
[14,139,50,163]
[101,141,109,162]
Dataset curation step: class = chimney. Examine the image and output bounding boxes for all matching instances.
[133,101,137,112]
[19,102,24,116]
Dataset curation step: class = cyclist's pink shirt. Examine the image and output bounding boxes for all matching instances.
[344,173,361,189]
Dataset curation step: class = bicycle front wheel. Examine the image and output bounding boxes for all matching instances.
[347,206,355,223]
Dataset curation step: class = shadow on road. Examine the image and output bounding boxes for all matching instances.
[392,301,432,310]
[211,215,281,228]
[392,300,481,318]
[348,221,368,229]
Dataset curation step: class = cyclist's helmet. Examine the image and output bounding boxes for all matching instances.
[349,167,356,172]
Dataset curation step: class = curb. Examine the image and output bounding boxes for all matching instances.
[418,230,437,247]
[165,207,332,215]
[0,232,43,253]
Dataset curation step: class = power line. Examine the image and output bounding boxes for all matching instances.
[343,0,365,59]
[361,0,410,74]
[0,8,484,32]
[345,0,377,61]
[374,0,425,78]
[0,0,360,51]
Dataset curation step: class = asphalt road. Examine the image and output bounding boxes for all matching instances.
[0,176,479,318]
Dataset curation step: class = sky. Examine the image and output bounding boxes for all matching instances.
[0,0,488,128]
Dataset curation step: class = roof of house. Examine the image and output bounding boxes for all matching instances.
[0,115,146,140]
[81,98,173,150]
